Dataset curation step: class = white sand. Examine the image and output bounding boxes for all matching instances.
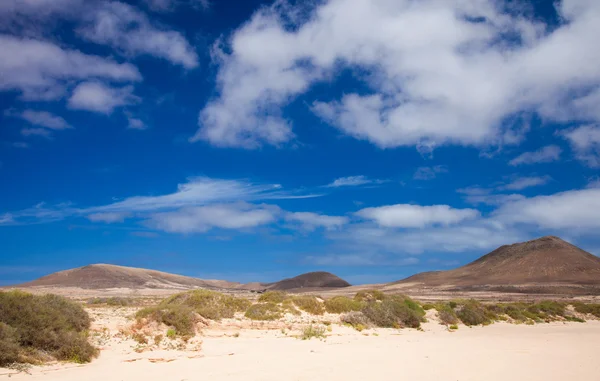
[3,321,600,381]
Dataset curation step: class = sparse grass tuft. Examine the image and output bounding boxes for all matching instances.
[244,303,282,321]
[258,291,287,304]
[449,324,459,330]
[0,291,98,367]
[324,296,364,314]
[301,325,326,340]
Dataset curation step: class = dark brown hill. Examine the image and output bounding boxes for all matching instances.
[396,236,600,287]
[266,271,352,290]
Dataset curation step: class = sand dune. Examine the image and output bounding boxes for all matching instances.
[3,321,599,381]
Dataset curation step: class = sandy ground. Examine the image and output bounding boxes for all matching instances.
[2,318,599,381]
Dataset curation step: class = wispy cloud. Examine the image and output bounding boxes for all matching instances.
[6,109,72,130]
[560,124,600,168]
[413,165,448,180]
[497,176,552,191]
[284,212,348,232]
[509,145,561,166]
[68,82,139,114]
[326,175,385,188]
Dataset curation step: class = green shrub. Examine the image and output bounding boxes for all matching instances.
[362,296,424,328]
[354,290,385,302]
[244,303,282,321]
[456,300,495,326]
[160,290,251,321]
[437,304,458,325]
[449,324,459,330]
[136,304,197,337]
[289,296,325,315]
[0,291,98,366]
[565,316,586,323]
[422,303,435,310]
[301,325,326,340]
[258,291,287,304]
[572,302,600,318]
[0,322,20,367]
[341,311,371,330]
[87,297,133,306]
[324,296,364,314]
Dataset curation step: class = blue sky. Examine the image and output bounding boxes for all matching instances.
[1,0,600,286]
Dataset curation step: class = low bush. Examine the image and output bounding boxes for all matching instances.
[87,297,133,306]
[456,300,496,326]
[362,295,424,328]
[340,311,371,331]
[258,291,287,304]
[354,290,385,302]
[244,303,282,321]
[572,302,600,318]
[136,304,197,337]
[324,296,364,314]
[436,304,459,325]
[301,325,326,340]
[289,296,325,315]
[161,290,251,320]
[0,291,98,366]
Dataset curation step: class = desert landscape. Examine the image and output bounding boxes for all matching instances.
[2,236,600,380]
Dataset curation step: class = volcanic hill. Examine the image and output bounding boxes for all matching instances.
[396,236,600,287]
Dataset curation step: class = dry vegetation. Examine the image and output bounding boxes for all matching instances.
[0,291,98,368]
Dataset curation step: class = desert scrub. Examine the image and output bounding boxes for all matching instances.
[289,295,325,315]
[436,303,459,325]
[301,325,326,340]
[361,295,425,328]
[244,303,282,321]
[571,302,600,318]
[325,296,364,314]
[136,305,197,337]
[354,290,385,302]
[161,290,251,320]
[258,291,287,304]
[87,297,133,306]
[0,291,98,367]
[340,311,370,331]
[456,300,497,326]
[449,324,459,330]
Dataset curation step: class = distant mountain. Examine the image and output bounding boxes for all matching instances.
[265,271,351,290]
[396,236,600,287]
[16,264,352,292]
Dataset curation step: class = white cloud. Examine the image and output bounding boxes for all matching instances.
[493,188,600,231]
[0,213,13,225]
[497,176,551,191]
[146,203,278,233]
[356,204,480,228]
[326,175,373,188]
[329,222,526,255]
[79,2,198,69]
[193,0,600,150]
[561,124,600,167]
[21,128,52,139]
[285,212,348,231]
[457,186,525,206]
[87,212,131,223]
[0,34,141,100]
[509,145,562,166]
[68,82,139,114]
[9,110,71,130]
[125,112,147,130]
[413,165,447,180]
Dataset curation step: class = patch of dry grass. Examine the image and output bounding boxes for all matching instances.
[245,303,283,321]
[324,296,364,314]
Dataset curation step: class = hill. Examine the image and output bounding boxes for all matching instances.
[16,264,352,292]
[18,264,245,290]
[265,271,351,290]
[396,236,600,288]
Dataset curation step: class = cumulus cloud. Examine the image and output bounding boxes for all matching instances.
[78,1,198,69]
[68,82,139,114]
[192,0,600,150]
[413,165,448,180]
[356,204,480,228]
[0,34,141,100]
[146,203,278,233]
[561,124,600,167]
[509,145,562,166]
[493,188,600,231]
[285,212,348,231]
